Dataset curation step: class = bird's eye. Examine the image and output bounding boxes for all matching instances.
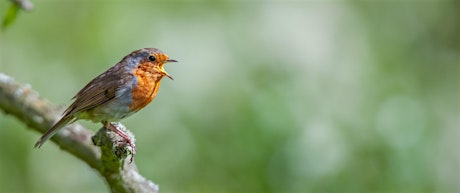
[148,55,156,62]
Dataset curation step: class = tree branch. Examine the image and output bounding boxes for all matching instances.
[0,72,159,193]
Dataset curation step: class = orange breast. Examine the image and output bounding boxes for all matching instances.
[129,64,163,111]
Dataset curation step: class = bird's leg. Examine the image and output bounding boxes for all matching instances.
[102,121,136,161]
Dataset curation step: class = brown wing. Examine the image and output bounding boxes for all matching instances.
[35,61,134,148]
[63,64,133,117]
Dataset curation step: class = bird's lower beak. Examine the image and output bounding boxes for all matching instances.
[164,71,173,80]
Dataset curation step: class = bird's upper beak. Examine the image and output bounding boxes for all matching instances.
[166,59,177,63]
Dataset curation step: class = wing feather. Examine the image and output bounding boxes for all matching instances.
[63,64,133,117]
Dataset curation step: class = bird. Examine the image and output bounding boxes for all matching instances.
[34,48,177,154]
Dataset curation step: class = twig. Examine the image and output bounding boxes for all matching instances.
[0,72,159,193]
[11,0,34,11]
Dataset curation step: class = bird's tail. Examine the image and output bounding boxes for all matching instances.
[34,115,74,148]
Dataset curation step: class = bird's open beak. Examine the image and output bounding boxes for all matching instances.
[162,59,177,80]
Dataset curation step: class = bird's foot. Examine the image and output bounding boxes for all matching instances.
[103,121,136,163]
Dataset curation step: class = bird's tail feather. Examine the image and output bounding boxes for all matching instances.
[34,115,74,148]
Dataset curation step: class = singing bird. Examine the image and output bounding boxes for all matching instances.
[34,48,177,153]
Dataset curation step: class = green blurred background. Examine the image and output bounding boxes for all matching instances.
[0,1,459,193]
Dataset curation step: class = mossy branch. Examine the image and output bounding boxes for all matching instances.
[0,72,159,193]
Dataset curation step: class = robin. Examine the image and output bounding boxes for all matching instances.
[34,48,177,155]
